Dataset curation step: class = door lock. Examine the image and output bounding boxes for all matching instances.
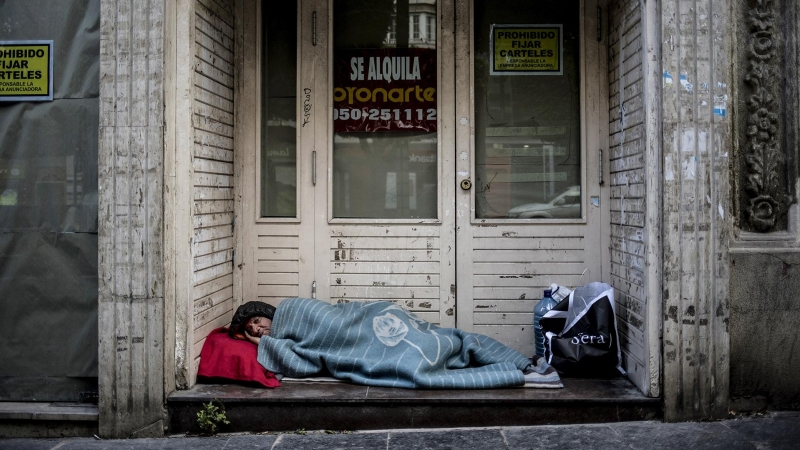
[460,179,472,190]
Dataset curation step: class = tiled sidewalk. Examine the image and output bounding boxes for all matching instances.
[1,411,798,450]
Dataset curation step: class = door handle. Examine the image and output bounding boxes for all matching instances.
[460,179,472,190]
[598,148,604,186]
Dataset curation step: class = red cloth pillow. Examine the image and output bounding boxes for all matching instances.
[197,327,281,388]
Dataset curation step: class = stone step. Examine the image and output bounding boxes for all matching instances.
[0,402,99,438]
[0,402,98,422]
[167,378,660,433]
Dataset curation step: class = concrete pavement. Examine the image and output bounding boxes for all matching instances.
[1,411,798,449]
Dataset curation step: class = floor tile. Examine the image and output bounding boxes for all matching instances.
[222,435,278,450]
[724,413,800,442]
[57,438,168,450]
[504,424,626,450]
[612,421,758,450]
[388,429,505,450]
[274,432,388,450]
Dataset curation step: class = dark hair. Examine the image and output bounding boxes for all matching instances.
[228,301,277,338]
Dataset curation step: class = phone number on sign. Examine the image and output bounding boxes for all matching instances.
[334,108,437,121]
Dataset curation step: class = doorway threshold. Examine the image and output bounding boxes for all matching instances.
[167,377,660,433]
[0,402,99,438]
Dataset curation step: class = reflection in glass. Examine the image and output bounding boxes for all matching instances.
[333,0,437,219]
[474,0,581,219]
[260,1,297,217]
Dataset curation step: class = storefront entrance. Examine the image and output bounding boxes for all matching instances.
[238,0,608,357]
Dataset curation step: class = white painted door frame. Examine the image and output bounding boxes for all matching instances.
[453,0,611,356]
[237,0,316,308]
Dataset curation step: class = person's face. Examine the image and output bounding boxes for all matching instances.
[245,316,272,337]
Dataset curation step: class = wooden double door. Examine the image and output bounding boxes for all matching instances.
[238,0,608,355]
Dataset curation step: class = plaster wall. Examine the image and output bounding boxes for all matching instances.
[660,0,733,421]
[98,0,165,438]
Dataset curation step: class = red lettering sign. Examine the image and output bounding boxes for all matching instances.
[333,49,437,132]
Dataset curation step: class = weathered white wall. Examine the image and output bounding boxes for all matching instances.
[98,0,165,438]
[190,0,236,376]
[607,0,663,398]
[165,0,235,391]
[608,0,649,391]
[661,0,732,421]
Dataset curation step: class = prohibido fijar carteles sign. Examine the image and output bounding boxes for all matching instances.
[490,25,562,75]
[0,40,53,101]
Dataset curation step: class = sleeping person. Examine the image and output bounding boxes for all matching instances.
[230,298,561,389]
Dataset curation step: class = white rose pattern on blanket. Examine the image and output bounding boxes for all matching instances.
[372,312,408,347]
[373,305,443,366]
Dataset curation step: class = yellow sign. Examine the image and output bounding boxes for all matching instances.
[490,25,562,75]
[0,41,53,101]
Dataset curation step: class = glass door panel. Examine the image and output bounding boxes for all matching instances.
[473,0,582,219]
[260,0,298,217]
[455,0,606,357]
[332,0,438,219]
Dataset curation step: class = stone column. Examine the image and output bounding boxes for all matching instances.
[98,0,166,438]
[661,0,733,421]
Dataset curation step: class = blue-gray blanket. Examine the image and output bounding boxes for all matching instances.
[257,298,532,389]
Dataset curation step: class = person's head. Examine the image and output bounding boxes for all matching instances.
[245,315,272,337]
[228,301,277,339]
